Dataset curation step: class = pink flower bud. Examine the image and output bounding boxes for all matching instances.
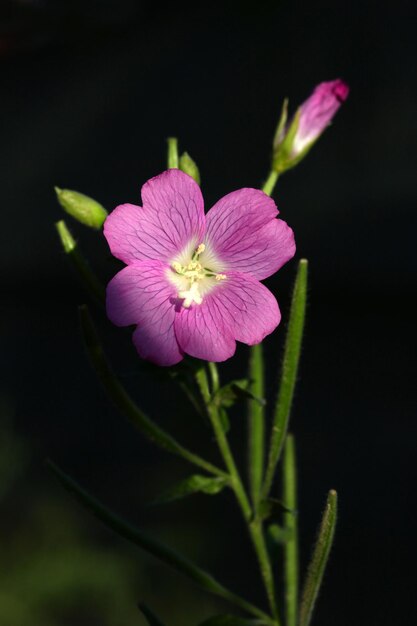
[293,79,349,155]
[273,79,349,172]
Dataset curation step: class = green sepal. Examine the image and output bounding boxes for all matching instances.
[272,108,300,173]
[214,380,265,410]
[258,497,294,521]
[55,187,107,229]
[138,603,167,626]
[199,616,268,626]
[151,474,229,505]
[272,97,289,150]
[179,151,201,184]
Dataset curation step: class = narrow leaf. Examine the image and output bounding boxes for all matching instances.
[299,490,338,626]
[283,434,298,626]
[215,380,264,410]
[79,305,225,478]
[138,603,167,626]
[262,259,308,499]
[46,461,270,624]
[152,474,229,505]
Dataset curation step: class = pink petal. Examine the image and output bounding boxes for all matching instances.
[174,297,236,362]
[106,260,183,366]
[104,170,205,265]
[174,271,280,361]
[204,188,286,275]
[206,271,281,345]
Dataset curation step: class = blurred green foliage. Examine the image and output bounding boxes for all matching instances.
[0,405,139,626]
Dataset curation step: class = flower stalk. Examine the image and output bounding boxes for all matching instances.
[282,434,298,626]
[196,367,280,623]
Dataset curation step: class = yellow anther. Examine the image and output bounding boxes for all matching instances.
[215,273,227,281]
[172,261,183,273]
[196,243,206,255]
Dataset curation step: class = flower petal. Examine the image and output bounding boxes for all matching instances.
[106,260,183,366]
[216,217,295,280]
[174,271,280,361]
[103,169,205,265]
[204,188,285,275]
[174,297,236,362]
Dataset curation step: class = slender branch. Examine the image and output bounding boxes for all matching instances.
[167,137,179,168]
[56,220,105,306]
[196,367,280,623]
[282,434,298,626]
[47,460,273,625]
[262,171,279,197]
[247,343,265,509]
[79,305,226,479]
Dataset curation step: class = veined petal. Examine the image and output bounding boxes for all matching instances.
[103,170,205,265]
[204,188,279,270]
[106,260,183,366]
[174,296,236,362]
[191,271,281,347]
[215,218,295,280]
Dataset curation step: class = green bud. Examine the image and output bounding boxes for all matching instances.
[55,219,76,253]
[179,151,201,185]
[55,187,107,229]
[167,137,179,169]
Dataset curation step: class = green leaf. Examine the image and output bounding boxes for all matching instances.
[214,380,265,410]
[138,603,167,626]
[262,259,308,499]
[199,616,268,626]
[152,474,229,505]
[267,523,293,545]
[179,151,201,184]
[258,497,294,521]
[79,305,226,479]
[46,460,270,624]
[299,490,338,626]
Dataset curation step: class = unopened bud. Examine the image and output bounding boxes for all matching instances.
[179,152,201,185]
[55,187,107,229]
[273,79,349,173]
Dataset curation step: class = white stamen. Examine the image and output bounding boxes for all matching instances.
[215,273,226,281]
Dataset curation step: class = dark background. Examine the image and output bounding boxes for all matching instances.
[1,1,416,625]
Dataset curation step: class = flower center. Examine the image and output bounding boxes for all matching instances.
[170,243,226,308]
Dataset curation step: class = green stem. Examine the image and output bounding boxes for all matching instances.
[248,343,265,509]
[262,259,308,500]
[196,367,280,623]
[167,137,179,168]
[47,460,273,625]
[56,220,105,305]
[262,171,279,196]
[79,305,226,479]
[283,434,298,626]
[298,490,338,626]
[208,361,220,394]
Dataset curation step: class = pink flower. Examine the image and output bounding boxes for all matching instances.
[274,79,349,170]
[104,170,295,366]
